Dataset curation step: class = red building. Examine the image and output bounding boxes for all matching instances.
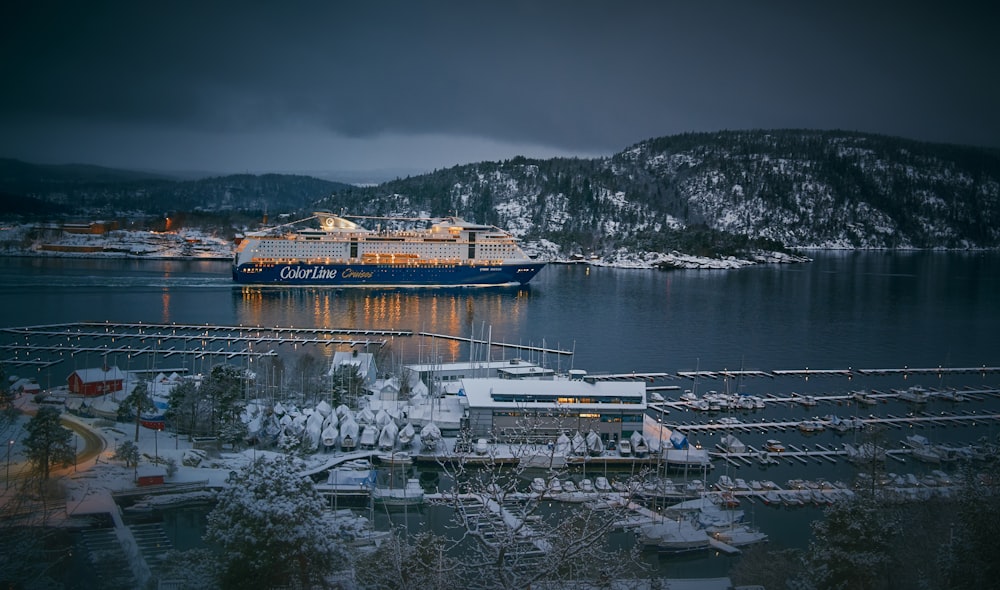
[136,466,166,486]
[68,366,126,397]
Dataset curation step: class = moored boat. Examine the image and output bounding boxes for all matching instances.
[373,478,424,506]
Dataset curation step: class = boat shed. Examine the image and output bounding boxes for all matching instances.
[460,377,647,443]
[67,366,126,397]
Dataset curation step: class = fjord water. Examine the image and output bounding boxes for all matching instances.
[3,252,997,377]
[2,252,999,576]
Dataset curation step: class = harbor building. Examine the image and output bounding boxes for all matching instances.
[404,358,553,395]
[459,376,647,443]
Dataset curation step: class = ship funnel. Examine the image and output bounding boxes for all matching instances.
[315,212,362,231]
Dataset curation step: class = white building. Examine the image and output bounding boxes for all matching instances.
[459,377,647,442]
[404,358,550,395]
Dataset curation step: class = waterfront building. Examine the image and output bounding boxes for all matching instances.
[404,358,549,394]
[67,366,126,396]
[459,377,647,443]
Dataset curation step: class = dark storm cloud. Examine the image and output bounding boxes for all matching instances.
[1,1,997,173]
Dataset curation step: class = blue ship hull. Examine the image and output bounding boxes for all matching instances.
[233,261,545,286]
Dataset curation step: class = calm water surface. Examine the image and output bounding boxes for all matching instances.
[3,251,997,374]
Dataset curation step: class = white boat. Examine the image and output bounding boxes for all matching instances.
[397,422,416,447]
[711,525,769,547]
[663,447,712,468]
[586,430,605,456]
[630,432,649,458]
[420,422,442,451]
[638,478,683,500]
[780,491,805,506]
[903,434,931,449]
[321,424,339,448]
[474,438,489,455]
[936,389,967,402]
[372,478,424,506]
[762,490,782,505]
[339,417,359,451]
[764,439,786,453]
[843,442,886,463]
[594,476,613,493]
[531,477,548,494]
[716,475,735,490]
[637,518,711,554]
[618,439,633,457]
[851,390,877,405]
[519,450,568,470]
[376,451,413,466]
[571,431,587,456]
[758,451,780,466]
[797,419,825,433]
[377,421,399,451]
[359,425,378,449]
[555,432,571,456]
[322,462,376,494]
[356,407,375,426]
[720,434,746,453]
[898,386,930,403]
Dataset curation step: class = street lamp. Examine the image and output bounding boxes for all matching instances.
[6,439,14,490]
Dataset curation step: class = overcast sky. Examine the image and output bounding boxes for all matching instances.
[1,1,997,181]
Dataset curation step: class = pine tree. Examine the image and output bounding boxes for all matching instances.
[23,407,75,482]
[205,455,347,589]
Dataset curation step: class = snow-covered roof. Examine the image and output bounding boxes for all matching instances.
[460,378,646,411]
[70,366,126,383]
[329,351,375,377]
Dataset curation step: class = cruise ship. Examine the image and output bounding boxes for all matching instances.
[232,212,546,286]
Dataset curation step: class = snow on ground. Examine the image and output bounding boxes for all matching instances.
[0,225,233,260]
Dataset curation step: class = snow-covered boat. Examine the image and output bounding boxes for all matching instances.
[321,461,376,494]
[586,430,605,456]
[710,525,769,547]
[637,518,711,554]
[630,432,649,458]
[397,422,416,447]
[372,478,424,506]
[376,451,413,466]
[378,421,398,451]
[420,422,442,451]
[719,434,746,453]
[339,417,359,451]
[321,424,339,448]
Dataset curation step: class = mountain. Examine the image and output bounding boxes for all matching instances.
[318,130,1000,254]
[0,158,353,219]
[3,130,999,258]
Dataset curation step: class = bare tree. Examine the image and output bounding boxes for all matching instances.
[421,414,646,590]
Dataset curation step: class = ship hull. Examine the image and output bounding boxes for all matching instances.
[233,261,545,286]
